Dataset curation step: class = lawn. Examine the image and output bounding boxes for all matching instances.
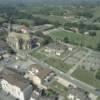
[44,57,72,73]
[49,29,100,49]
[31,52,46,60]
[72,68,100,88]
[31,51,72,73]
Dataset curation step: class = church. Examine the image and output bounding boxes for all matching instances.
[7,24,38,51]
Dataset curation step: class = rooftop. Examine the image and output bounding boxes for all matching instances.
[28,64,52,80]
[68,87,91,100]
[46,42,67,50]
[0,68,30,90]
[0,40,8,49]
[31,91,55,100]
[8,32,31,40]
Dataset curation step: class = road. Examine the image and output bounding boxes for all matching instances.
[27,54,100,96]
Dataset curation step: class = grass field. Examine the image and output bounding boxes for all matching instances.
[33,14,66,24]
[44,58,72,73]
[31,51,72,73]
[48,29,100,49]
[72,68,100,88]
[93,6,100,18]
[31,52,46,60]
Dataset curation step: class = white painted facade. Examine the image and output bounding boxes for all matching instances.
[1,79,25,100]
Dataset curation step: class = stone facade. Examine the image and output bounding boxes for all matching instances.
[7,32,34,51]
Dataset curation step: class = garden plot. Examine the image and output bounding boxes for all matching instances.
[64,49,88,65]
[82,51,100,70]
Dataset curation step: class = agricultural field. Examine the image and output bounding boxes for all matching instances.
[72,68,100,88]
[33,14,66,24]
[48,28,100,49]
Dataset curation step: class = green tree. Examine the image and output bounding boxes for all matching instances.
[64,37,69,43]
[97,43,100,51]
[42,36,52,46]
[95,69,100,80]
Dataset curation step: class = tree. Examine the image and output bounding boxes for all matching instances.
[97,43,100,51]
[41,36,52,46]
[52,21,61,27]
[64,37,69,43]
[95,69,100,80]
[8,47,16,54]
[34,31,44,37]
[89,31,96,36]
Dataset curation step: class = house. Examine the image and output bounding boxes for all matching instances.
[0,40,8,54]
[30,91,55,100]
[67,87,91,100]
[26,64,56,89]
[44,42,67,56]
[0,68,33,100]
[30,88,61,100]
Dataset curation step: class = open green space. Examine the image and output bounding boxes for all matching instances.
[31,52,45,60]
[31,51,72,73]
[33,14,66,24]
[17,18,33,25]
[50,81,68,100]
[72,68,100,88]
[49,29,100,49]
[97,97,100,100]
[93,6,100,18]
[44,57,72,73]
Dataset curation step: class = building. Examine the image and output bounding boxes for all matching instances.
[30,91,55,100]
[30,88,60,100]
[0,40,8,54]
[44,42,67,56]
[0,68,33,100]
[26,64,56,88]
[67,87,91,100]
[7,31,38,51]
